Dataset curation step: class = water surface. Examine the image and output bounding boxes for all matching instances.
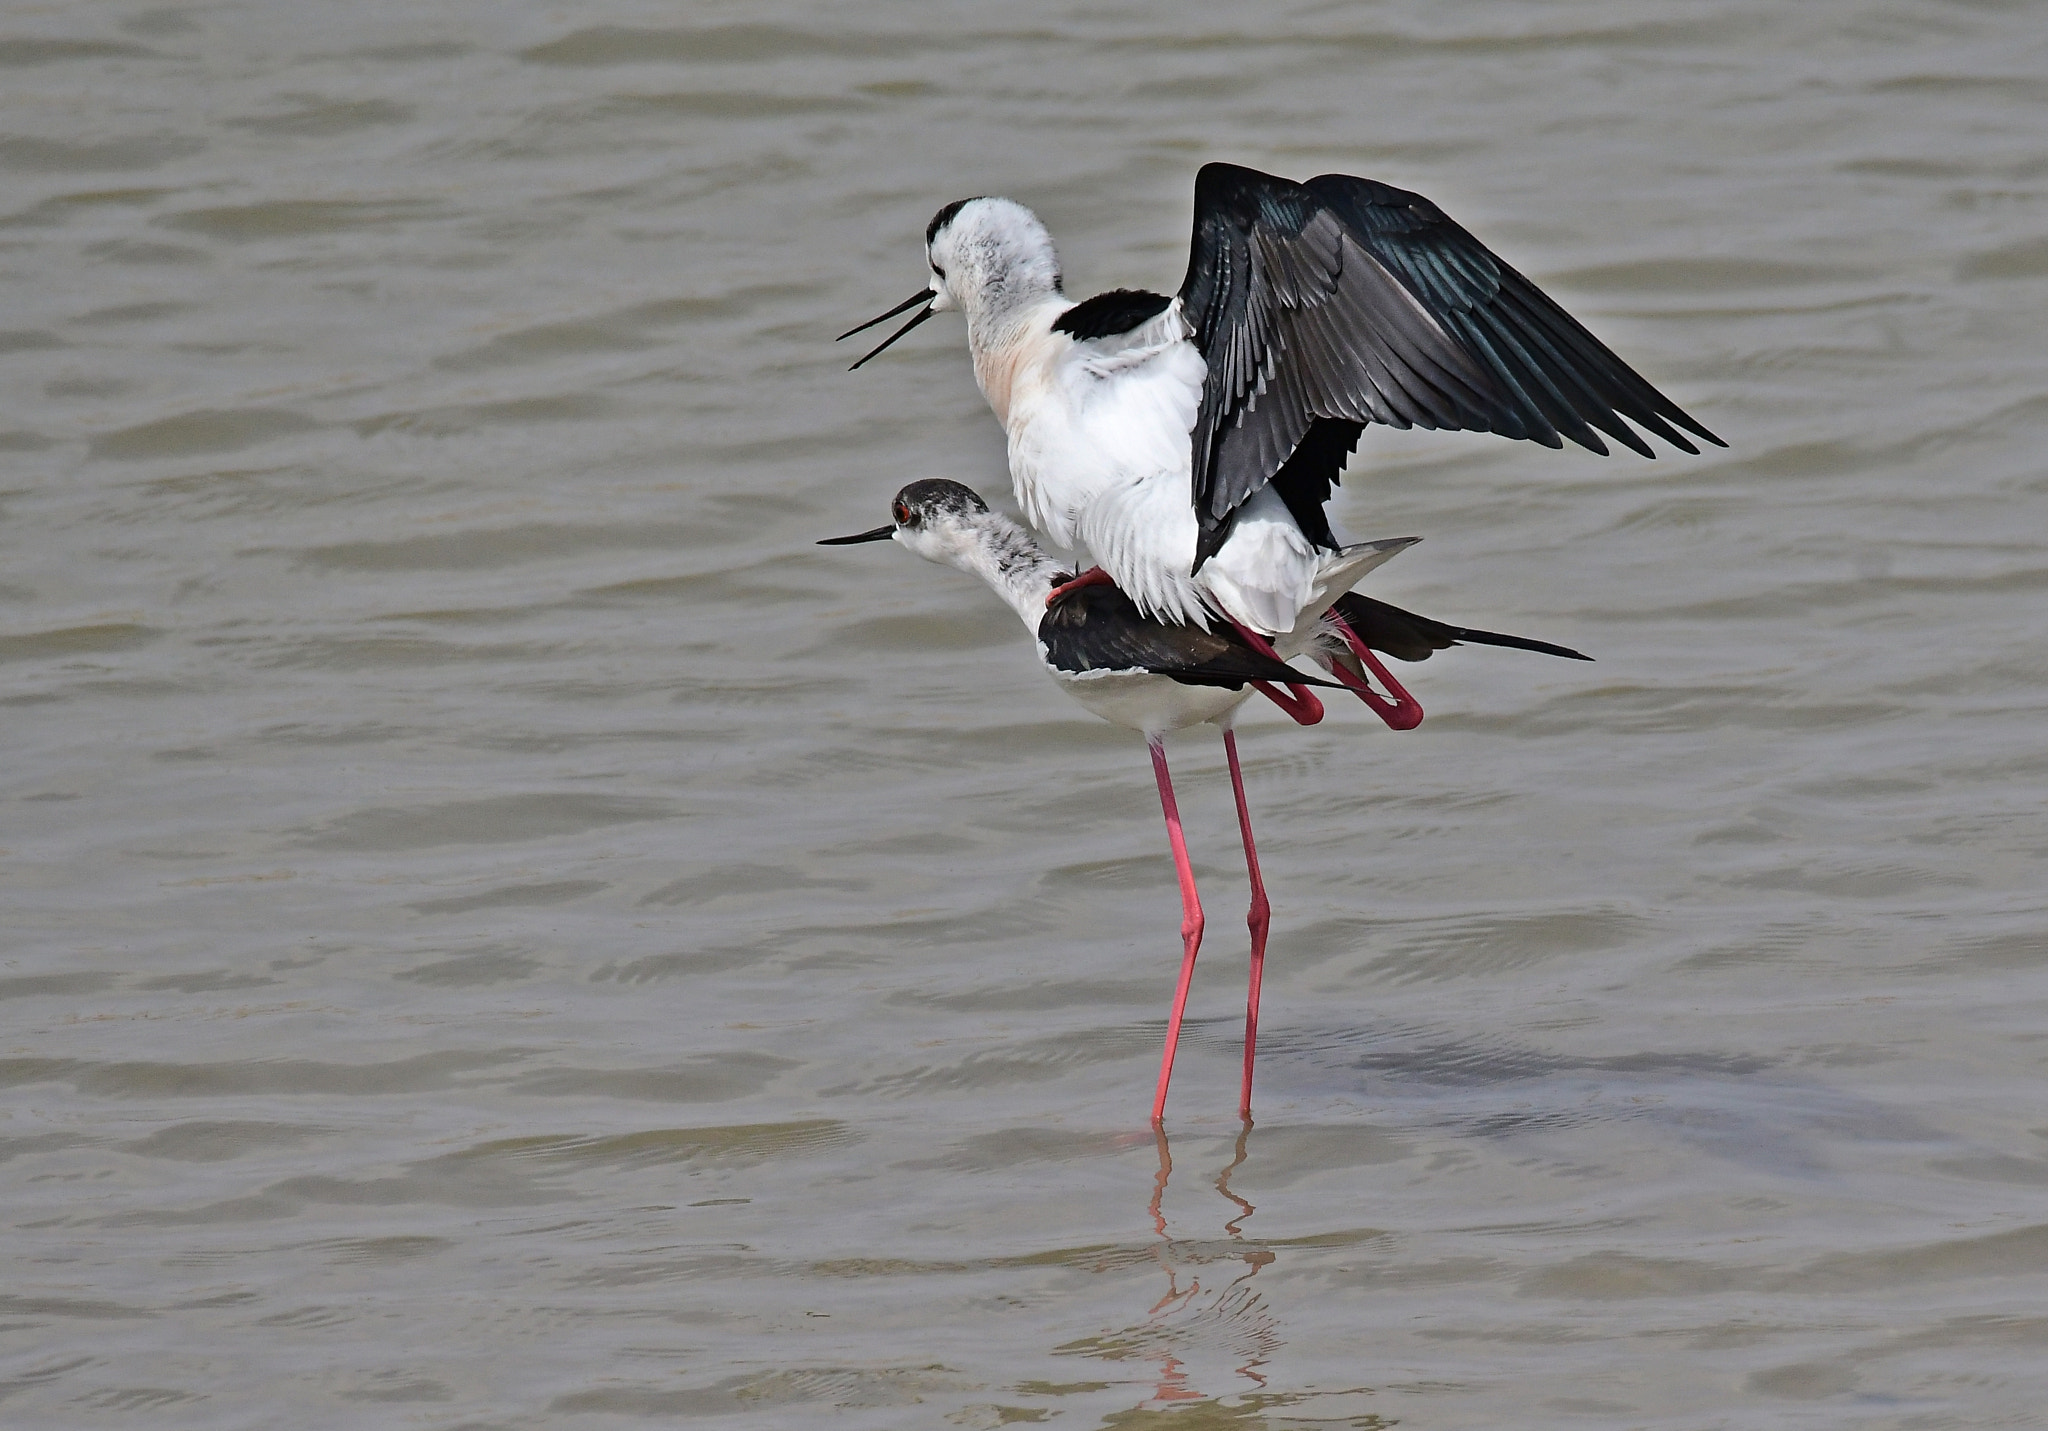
[4,1,2048,1425]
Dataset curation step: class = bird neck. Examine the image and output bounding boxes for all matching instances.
[948,512,1064,629]
[965,296,1066,429]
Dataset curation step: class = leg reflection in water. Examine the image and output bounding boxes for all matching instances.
[1080,1122,1283,1407]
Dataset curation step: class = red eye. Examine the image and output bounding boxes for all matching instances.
[893,501,912,526]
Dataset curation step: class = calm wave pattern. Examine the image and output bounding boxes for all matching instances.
[3,0,2048,1426]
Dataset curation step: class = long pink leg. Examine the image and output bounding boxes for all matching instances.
[1222,729,1270,1121]
[1149,737,1205,1124]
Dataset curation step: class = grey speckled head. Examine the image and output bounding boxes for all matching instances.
[891,479,989,529]
[818,478,1056,622]
[816,479,994,547]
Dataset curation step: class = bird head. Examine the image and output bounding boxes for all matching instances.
[839,197,1062,368]
[925,197,1062,319]
[817,479,995,571]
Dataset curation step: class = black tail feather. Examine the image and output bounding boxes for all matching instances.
[1330,592,1591,663]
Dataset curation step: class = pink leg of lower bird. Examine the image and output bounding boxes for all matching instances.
[1046,565,1115,607]
[1149,737,1206,1124]
[1222,729,1270,1121]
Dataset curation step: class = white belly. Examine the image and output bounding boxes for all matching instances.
[1048,666,1251,736]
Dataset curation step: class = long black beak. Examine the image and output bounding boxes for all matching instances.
[817,524,896,545]
[837,291,930,340]
[838,291,936,369]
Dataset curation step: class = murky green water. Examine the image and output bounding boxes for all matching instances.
[5,1,2048,1425]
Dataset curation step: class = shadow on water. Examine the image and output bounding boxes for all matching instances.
[1265,1015,1939,1180]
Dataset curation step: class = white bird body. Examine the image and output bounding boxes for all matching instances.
[938,210,1318,634]
[982,300,1200,549]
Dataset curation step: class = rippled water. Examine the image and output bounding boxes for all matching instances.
[5,1,2048,1425]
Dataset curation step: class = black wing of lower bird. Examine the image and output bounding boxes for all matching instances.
[1330,592,1592,663]
[1041,584,1342,690]
[1178,162,1724,567]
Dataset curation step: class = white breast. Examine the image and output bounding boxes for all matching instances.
[999,304,1206,552]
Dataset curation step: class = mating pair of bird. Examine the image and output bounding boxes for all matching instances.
[820,163,1718,1123]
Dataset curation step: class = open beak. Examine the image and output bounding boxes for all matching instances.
[816,524,896,546]
[837,291,936,370]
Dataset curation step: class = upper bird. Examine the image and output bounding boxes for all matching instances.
[842,162,1723,638]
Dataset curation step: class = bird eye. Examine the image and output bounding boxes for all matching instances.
[893,500,914,526]
[930,264,946,280]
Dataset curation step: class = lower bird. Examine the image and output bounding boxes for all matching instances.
[820,479,1587,1122]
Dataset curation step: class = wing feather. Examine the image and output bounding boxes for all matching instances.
[1179,163,1723,566]
[1041,585,1340,689]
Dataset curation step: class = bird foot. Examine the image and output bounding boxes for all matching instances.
[1046,566,1115,606]
[1324,613,1424,730]
[1248,679,1325,725]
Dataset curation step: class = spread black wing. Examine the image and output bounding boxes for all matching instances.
[1330,592,1591,663]
[1179,163,1723,567]
[1040,584,1341,690]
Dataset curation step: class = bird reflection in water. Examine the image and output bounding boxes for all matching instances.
[1060,1122,1281,1410]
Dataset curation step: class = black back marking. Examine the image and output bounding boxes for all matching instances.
[1050,288,1174,341]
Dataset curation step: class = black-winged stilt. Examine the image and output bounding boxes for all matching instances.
[840,163,1720,680]
[820,479,1588,1122]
